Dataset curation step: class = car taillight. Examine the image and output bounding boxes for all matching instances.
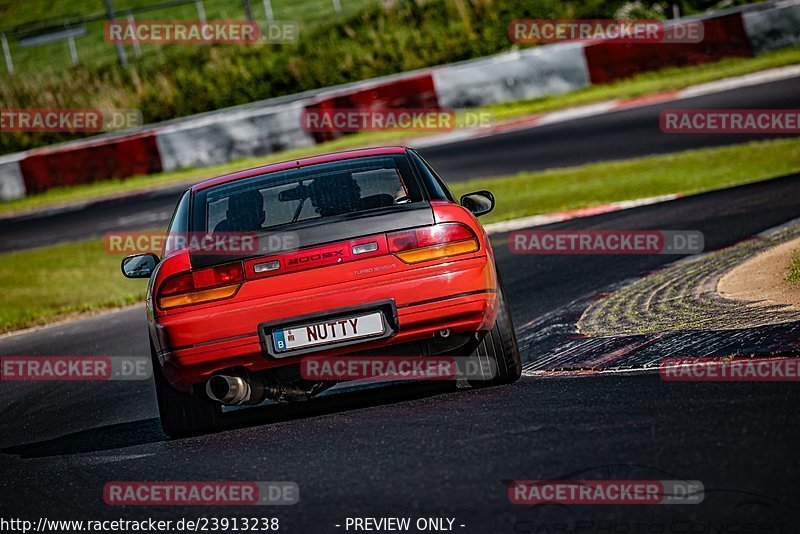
[158,262,244,309]
[387,223,479,264]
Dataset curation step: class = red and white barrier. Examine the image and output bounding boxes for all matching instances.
[18,132,162,196]
[583,13,754,84]
[1,0,797,202]
[303,73,440,143]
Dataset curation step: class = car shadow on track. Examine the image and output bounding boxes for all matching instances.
[1,417,166,459]
[2,381,460,458]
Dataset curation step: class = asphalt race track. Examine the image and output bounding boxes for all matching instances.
[2,169,800,529]
[1,76,799,253]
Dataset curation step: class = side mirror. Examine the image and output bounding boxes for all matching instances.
[121,253,159,279]
[460,190,495,217]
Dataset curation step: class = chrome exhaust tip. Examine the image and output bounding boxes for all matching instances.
[206,373,333,405]
[206,375,252,405]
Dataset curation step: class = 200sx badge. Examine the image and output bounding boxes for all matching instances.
[286,248,345,266]
[272,312,386,353]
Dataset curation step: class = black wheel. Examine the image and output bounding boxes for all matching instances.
[150,341,222,438]
[464,282,522,387]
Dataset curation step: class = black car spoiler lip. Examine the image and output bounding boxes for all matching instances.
[189,201,435,269]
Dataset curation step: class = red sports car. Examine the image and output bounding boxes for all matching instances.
[122,146,520,437]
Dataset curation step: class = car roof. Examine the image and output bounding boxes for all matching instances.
[191,146,410,192]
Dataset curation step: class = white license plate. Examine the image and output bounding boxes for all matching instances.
[272,311,385,353]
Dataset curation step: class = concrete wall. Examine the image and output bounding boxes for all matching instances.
[742,0,800,53]
[432,43,590,108]
[0,156,26,201]
[156,102,314,172]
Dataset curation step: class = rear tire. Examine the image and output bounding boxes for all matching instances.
[465,283,522,387]
[151,343,222,438]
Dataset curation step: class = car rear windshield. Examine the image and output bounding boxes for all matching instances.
[192,154,423,234]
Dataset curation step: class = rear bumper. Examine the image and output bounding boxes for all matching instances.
[155,257,498,389]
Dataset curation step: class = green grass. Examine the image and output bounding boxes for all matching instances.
[789,252,800,283]
[2,137,799,333]
[3,46,800,216]
[0,239,148,333]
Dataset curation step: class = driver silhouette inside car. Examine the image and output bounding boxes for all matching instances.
[309,173,394,217]
[310,174,362,217]
[213,190,266,234]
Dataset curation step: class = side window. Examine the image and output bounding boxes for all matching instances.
[409,150,456,202]
[164,190,190,256]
